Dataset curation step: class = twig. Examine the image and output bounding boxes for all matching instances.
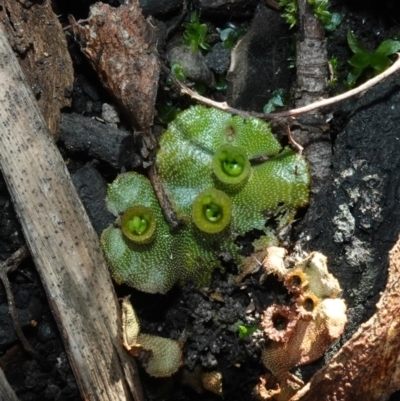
[148,165,183,231]
[286,125,304,156]
[286,124,304,175]
[166,0,188,39]
[0,246,39,358]
[161,54,400,119]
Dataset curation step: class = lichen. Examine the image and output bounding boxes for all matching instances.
[101,106,310,293]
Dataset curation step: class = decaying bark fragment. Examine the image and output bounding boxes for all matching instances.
[290,233,400,401]
[0,25,144,401]
[0,0,74,135]
[70,0,160,136]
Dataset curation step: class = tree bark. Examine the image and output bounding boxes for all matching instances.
[0,26,144,401]
[0,0,74,135]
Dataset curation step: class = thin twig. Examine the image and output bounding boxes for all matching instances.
[148,165,183,231]
[286,124,304,175]
[0,246,40,358]
[166,0,188,39]
[161,54,400,119]
[286,125,304,156]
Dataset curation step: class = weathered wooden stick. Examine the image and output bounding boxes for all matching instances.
[0,26,144,401]
[0,367,19,401]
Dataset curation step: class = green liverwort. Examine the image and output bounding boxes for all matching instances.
[101,106,310,294]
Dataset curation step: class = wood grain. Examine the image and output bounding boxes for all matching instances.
[0,26,144,401]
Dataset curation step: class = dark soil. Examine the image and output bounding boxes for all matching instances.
[2,1,400,400]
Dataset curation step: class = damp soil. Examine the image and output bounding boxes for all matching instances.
[2,1,400,400]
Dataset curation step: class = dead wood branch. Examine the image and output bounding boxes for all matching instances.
[290,0,330,198]
[0,26,144,401]
[0,366,19,401]
[290,232,400,401]
[295,0,328,109]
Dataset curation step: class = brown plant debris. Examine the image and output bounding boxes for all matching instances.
[201,371,223,397]
[70,0,160,134]
[261,305,298,343]
[121,297,183,378]
[180,366,224,397]
[0,246,38,358]
[0,1,74,135]
[255,247,347,401]
[290,233,400,401]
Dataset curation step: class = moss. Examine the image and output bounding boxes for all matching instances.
[101,106,310,293]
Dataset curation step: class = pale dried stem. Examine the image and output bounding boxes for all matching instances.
[162,54,400,119]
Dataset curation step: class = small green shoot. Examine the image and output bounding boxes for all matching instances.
[308,0,341,32]
[279,0,298,29]
[219,27,247,49]
[328,56,339,86]
[279,0,340,31]
[238,325,258,339]
[182,11,211,53]
[263,89,287,113]
[171,62,187,81]
[347,31,400,87]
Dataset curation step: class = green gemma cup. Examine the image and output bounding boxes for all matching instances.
[213,144,251,186]
[192,188,232,234]
[121,206,157,244]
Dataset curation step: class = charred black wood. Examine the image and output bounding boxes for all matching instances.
[58,113,137,170]
[71,164,115,235]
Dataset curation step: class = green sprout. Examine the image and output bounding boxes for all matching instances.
[263,89,287,114]
[328,56,339,86]
[182,11,211,53]
[219,26,246,49]
[279,0,298,29]
[171,62,187,81]
[346,31,400,87]
[279,0,340,31]
[238,325,258,339]
[307,0,341,32]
